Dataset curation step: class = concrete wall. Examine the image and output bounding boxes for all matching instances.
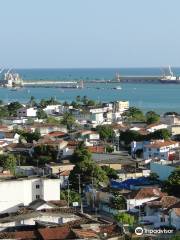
[0,178,61,213]
[150,162,175,181]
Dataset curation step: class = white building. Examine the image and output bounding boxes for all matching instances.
[127,187,164,212]
[43,105,61,115]
[143,140,179,161]
[17,107,37,118]
[0,177,61,213]
[143,196,180,230]
[113,101,129,113]
[146,123,168,133]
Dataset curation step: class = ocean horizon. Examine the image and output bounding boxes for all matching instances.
[1,67,180,114]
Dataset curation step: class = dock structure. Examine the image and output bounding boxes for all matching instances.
[88,76,162,84]
[22,80,84,88]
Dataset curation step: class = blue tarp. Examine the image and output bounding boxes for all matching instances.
[111,177,150,190]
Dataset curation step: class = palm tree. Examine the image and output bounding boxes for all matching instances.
[29,96,36,107]
[76,95,81,102]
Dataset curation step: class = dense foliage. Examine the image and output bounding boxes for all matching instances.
[101,165,118,179]
[163,167,180,197]
[114,212,136,225]
[60,190,80,206]
[61,112,76,130]
[0,154,17,174]
[120,129,171,145]
[96,125,115,142]
[69,143,108,190]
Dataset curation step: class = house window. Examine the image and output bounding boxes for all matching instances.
[149,148,151,151]
[160,216,165,222]
[36,184,40,189]
[36,195,40,199]
[157,148,160,152]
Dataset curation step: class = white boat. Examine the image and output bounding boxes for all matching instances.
[114,86,122,90]
[161,66,179,83]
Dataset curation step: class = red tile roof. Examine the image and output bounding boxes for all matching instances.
[14,231,37,239]
[48,200,67,208]
[38,226,73,240]
[129,187,165,200]
[87,146,106,153]
[145,140,178,148]
[146,196,179,209]
[100,224,122,236]
[0,231,37,240]
[48,131,67,137]
[58,170,71,176]
[73,229,98,238]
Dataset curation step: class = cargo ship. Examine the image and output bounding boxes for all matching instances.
[160,66,180,83]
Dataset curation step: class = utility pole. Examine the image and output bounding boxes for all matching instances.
[78,174,83,213]
[92,175,95,211]
[67,180,70,208]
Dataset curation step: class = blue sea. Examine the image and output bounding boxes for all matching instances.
[1,68,180,114]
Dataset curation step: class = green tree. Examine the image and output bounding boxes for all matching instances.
[46,116,60,124]
[149,172,159,183]
[72,142,92,163]
[16,129,41,143]
[120,130,142,145]
[71,101,79,109]
[114,212,135,225]
[61,112,76,130]
[39,99,47,108]
[96,125,115,142]
[34,144,57,159]
[164,167,180,197]
[29,96,37,107]
[7,102,23,116]
[0,154,17,174]
[82,95,88,105]
[63,101,69,107]
[101,165,118,179]
[111,195,127,210]
[0,106,9,118]
[37,109,47,119]
[60,190,80,206]
[105,145,114,153]
[123,107,145,122]
[69,144,108,190]
[48,97,60,105]
[87,99,96,107]
[69,159,108,190]
[76,95,81,102]
[150,129,171,140]
[146,111,160,125]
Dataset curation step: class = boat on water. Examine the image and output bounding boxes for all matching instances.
[0,69,23,88]
[113,86,122,90]
[160,66,180,83]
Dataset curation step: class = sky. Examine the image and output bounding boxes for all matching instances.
[0,0,180,68]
